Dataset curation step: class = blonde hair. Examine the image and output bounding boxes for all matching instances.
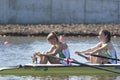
[47,31,59,42]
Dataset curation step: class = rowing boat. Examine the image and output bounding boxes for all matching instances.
[0,63,120,76]
[0,54,120,76]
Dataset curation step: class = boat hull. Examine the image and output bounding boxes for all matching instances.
[0,64,120,76]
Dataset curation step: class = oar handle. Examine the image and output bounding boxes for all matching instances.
[42,54,73,63]
[77,53,90,61]
[78,54,87,58]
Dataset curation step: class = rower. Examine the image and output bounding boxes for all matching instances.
[75,29,117,64]
[32,31,70,64]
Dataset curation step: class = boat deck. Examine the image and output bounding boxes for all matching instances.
[24,63,120,67]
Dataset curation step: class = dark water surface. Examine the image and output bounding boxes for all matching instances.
[0,36,120,80]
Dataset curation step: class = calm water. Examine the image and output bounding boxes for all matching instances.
[0,36,120,80]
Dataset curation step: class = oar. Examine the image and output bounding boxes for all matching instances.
[42,54,120,74]
[86,54,120,61]
[77,53,90,61]
[71,59,120,74]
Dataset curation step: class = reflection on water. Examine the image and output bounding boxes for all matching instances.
[0,36,120,79]
[0,75,120,80]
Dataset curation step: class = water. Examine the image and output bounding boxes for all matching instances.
[0,36,120,80]
[0,75,120,80]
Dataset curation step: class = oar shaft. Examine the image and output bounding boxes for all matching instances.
[42,54,63,60]
[72,59,120,74]
[90,54,120,61]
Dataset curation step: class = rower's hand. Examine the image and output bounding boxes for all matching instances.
[75,51,81,55]
[41,51,47,54]
[84,52,92,55]
[42,51,51,54]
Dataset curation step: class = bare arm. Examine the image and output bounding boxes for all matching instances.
[88,43,108,54]
[84,42,102,53]
[75,42,102,54]
[46,45,56,53]
[48,43,67,56]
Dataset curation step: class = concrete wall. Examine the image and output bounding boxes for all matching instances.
[0,0,119,24]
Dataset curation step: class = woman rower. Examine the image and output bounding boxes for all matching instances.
[75,29,117,64]
[33,31,70,64]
